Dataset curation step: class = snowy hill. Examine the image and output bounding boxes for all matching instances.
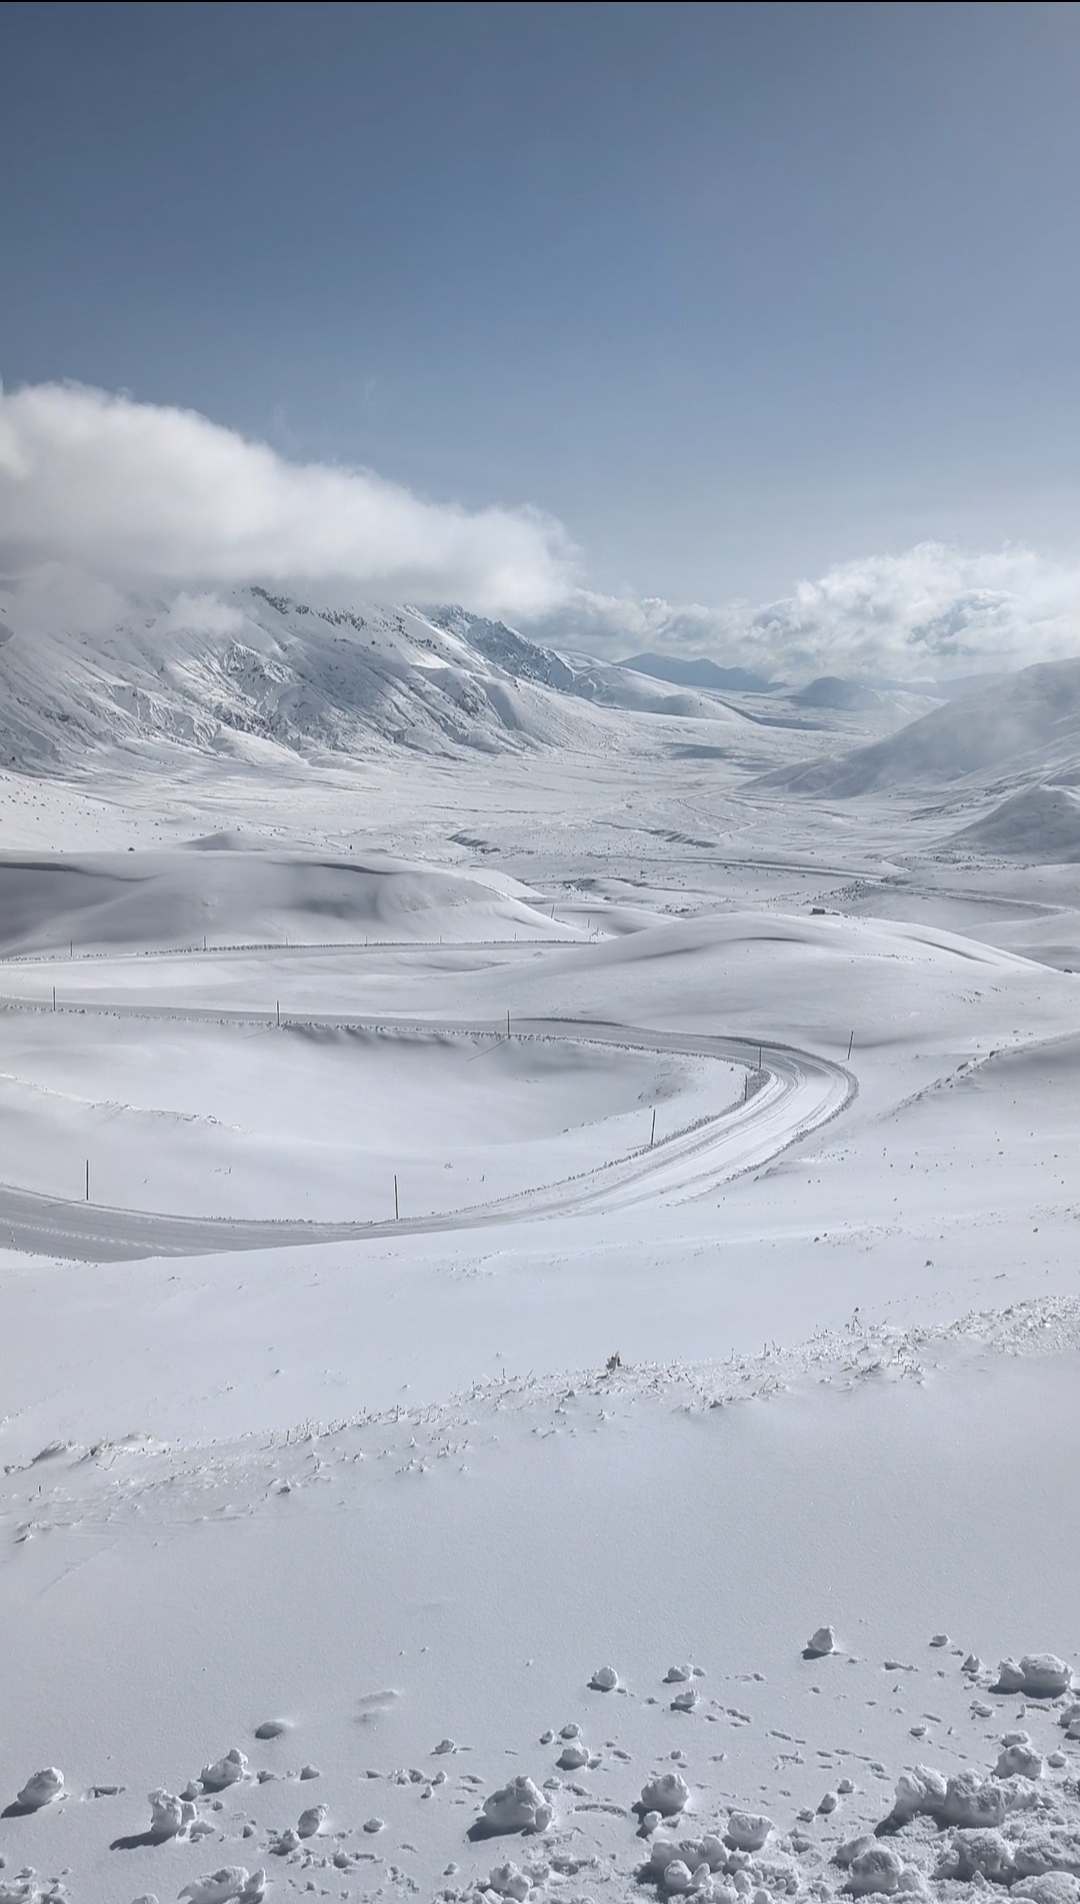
[947,781,1080,862]
[758,657,1080,797]
[0,841,569,955]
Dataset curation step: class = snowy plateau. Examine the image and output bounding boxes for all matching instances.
[1,581,1080,1904]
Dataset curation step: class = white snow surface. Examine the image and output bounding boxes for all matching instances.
[2,598,1080,1904]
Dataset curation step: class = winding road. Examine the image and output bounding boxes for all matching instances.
[0,1008,855,1261]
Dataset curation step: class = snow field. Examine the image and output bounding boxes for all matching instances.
[3,1313,1080,1901]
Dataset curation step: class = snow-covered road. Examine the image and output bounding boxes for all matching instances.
[0,1008,854,1259]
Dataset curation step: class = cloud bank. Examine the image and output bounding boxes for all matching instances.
[540,544,1080,682]
[2,382,1079,681]
[0,381,574,617]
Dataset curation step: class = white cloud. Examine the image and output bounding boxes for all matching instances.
[0,381,574,617]
[3,382,1078,682]
[537,544,1080,681]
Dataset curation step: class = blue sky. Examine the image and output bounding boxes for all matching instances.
[3,2,1080,670]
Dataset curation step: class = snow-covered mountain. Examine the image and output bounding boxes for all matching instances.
[0,581,745,774]
[758,657,1080,797]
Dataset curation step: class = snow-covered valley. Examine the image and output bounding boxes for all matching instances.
[2,597,1080,1904]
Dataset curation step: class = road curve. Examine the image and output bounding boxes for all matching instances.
[0,1013,855,1262]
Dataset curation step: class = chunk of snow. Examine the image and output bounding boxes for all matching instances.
[481,1776,554,1835]
[297,1804,327,1838]
[845,1847,904,1896]
[805,1627,837,1658]
[1012,1878,1080,1904]
[16,1767,64,1809]
[995,1656,1072,1698]
[998,1742,1045,1779]
[1020,1655,1074,1697]
[147,1788,196,1838]
[1011,1828,1080,1879]
[941,1770,1007,1828]
[938,1828,1015,1883]
[836,1836,876,1869]
[640,1773,691,1818]
[589,1665,619,1691]
[178,1872,250,1904]
[661,1861,695,1894]
[556,1742,589,1770]
[487,1863,531,1900]
[200,1749,247,1791]
[889,1766,947,1824]
[726,1811,773,1851]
